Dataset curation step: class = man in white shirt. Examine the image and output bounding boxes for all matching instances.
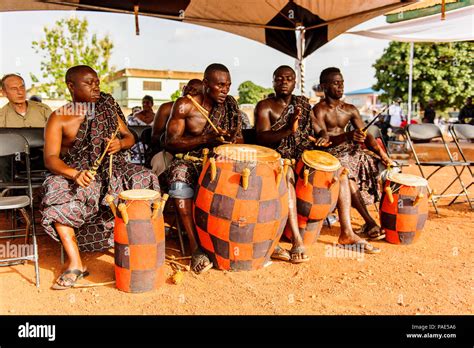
[388,97,404,128]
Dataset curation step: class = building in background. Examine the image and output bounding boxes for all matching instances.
[344,87,385,119]
[109,68,203,108]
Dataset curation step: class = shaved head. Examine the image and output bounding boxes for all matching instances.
[65,65,97,84]
[204,63,229,80]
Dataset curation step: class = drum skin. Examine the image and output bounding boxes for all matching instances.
[193,145,289,271]
[380,178,428,245]
[114,191,165,293]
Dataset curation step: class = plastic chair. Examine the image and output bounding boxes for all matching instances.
[448,124,474,205]
[0,133,40,287]
[405,124,472,214]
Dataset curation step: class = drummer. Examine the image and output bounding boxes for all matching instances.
[256,66,380,256]
[165,63,243,274]
[312,67,394,240]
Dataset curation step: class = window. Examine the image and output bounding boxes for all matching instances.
[121,81,127,91]
[143,81,162,91]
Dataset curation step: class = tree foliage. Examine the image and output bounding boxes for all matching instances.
[31,17,115,99]
[372,41,473,110]
[170,89,181,102]
[238,81,273,105]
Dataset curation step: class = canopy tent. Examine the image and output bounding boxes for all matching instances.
[0,0,414,95]
[348,4,474,122]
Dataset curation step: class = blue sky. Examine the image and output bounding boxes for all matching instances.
[0,10,391,96]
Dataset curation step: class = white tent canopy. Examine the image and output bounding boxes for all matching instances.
[349,5,474,42]
[347,5,474,122]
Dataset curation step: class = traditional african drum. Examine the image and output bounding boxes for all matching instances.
[193,144,289,271]
[284,150,345,246]
[380,173,429,245]
[106,189,167,293]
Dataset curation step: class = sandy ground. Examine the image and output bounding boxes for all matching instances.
[0,164,472,315]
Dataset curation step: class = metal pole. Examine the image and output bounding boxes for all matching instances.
[408,41,414,123]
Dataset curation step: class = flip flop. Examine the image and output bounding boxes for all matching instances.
[289,245,310,263]
[191,250,213,274]
[337,241,381,254]
[355,224,386,241]
[52,269,89,290]
[271,245,291,262]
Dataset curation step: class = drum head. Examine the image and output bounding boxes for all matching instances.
[302,150,341,171]
[214,144,280,163]
[119,189,161,200]
[387,173,428,187]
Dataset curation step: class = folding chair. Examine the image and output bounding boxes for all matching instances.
[405,124,473,214]
[0,133,40,287]
[448,124,474,205]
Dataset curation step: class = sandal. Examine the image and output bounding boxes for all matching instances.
[271,245,291,262]
[52,269,89,290]
[355,224,386,241]
[337,241,381,254]
[191,250,213,274]
[289,245,310,264]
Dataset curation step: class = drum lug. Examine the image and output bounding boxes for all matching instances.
[413,193,423,207]
[283,159,291,178]
[118,203,129,225]
[385,186,394,203]
[276,166,283,186]
[106,195,117,217]
[241,168,251,190]
[202,148,209,166]
[328,176,338,189]
[303,169,309,187]
[209,158,217,182]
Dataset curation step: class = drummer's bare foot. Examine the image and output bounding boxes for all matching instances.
[191,249,213,274]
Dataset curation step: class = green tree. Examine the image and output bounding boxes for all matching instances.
[31,17,115,99]
[170,89,181,102]
[372,41,473,110]
[238,81,273,105]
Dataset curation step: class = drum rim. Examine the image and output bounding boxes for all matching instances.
[302,150,341,171]
[386,172,428,187]
[119,189,161,200]
[214,144,281,163]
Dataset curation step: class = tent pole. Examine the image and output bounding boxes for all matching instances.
[296,27,306,96]
[408,41,414,124]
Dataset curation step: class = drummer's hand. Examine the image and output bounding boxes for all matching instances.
[290,107,301,133]
[308,135,331,147]
[381,155,395,167]
[353,129,367,143]
[106,137,122,154]
[74,170,94,188]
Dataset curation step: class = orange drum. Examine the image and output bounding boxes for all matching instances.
[109,189,166,293]
[194,144,289,271]
[284,150,343,246]
[380,173,429,245]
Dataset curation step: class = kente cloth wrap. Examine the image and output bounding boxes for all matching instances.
[167,95,243,186]
[271,95,315,160]
[326,142,381,205]
[41,92,159,252]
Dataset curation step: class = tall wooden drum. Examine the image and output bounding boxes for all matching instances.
[284,150,343,246]
[111,189,166,293]
[194,144,289,271]
[380,173,429,245]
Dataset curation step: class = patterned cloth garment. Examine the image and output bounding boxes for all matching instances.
[41,93,159,252]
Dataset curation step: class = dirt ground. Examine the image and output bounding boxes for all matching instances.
[0,164,472,315]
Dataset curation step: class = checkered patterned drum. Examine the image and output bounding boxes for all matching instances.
[380,173,429,245]
[113,189,166,292]
[194,144,289,271]
[286,150,342,246]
